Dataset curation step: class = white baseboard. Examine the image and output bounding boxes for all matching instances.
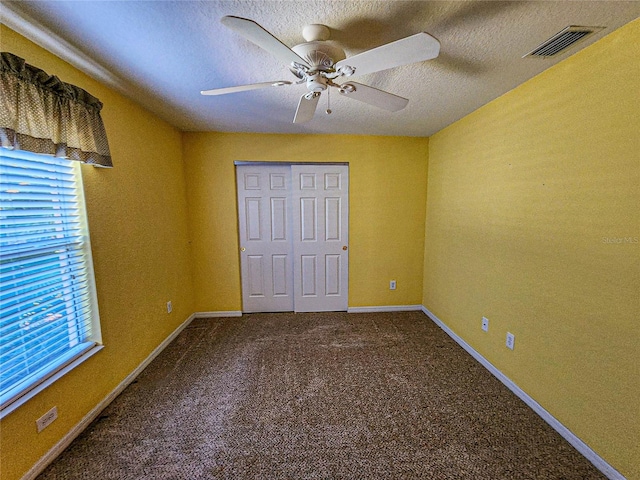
[193,310,243,318]
[420,306,625,480]
[347,305,423,313]
[22,313,196,480]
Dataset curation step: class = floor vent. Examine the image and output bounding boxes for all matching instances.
[523,26,604,58]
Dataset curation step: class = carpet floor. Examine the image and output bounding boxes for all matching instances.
[37,311,606,479]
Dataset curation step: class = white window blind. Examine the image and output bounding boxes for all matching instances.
[0,148,101,415]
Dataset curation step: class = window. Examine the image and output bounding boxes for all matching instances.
[0,148,102,417]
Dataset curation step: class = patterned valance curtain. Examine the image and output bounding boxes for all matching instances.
[0,52,112,167]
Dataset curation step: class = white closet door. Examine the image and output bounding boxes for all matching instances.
[291,164,349,312]
[236,165,294,312]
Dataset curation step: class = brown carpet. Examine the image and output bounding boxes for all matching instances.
[37,311,606,479]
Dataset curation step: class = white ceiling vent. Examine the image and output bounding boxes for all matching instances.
[523,26,604,58]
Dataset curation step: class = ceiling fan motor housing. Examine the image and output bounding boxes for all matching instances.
[291,41,346,73]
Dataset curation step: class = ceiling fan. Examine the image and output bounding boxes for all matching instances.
[201,16,441,123]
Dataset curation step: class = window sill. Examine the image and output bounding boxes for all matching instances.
[0,343,104,419]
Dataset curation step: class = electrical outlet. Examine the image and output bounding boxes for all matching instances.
[389,280,396,290]
[36,406,58,433]
[482,317,489,332]
[506,332,515,350]
[167,301,172,313]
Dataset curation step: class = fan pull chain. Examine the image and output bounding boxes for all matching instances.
[326,87,332,115]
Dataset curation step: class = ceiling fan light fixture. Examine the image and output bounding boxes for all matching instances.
[339,83,356,94]
[306,74,328,93]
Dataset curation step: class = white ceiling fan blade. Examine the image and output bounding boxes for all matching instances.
[293,93,320,123]
[221,16,310,68]
[201,81,292,96]
[335,32,440,77]
[337,82,409,112]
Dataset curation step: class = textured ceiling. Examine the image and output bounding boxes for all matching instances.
[2,1,639,137]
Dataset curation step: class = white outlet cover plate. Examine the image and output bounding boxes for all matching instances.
[506,332,515,350]
[36,406,58,432]
[482,317,489,332]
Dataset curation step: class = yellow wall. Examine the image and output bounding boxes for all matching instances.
[423,19,639,479]
[183,132,428,311]
[0,26,195,480]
